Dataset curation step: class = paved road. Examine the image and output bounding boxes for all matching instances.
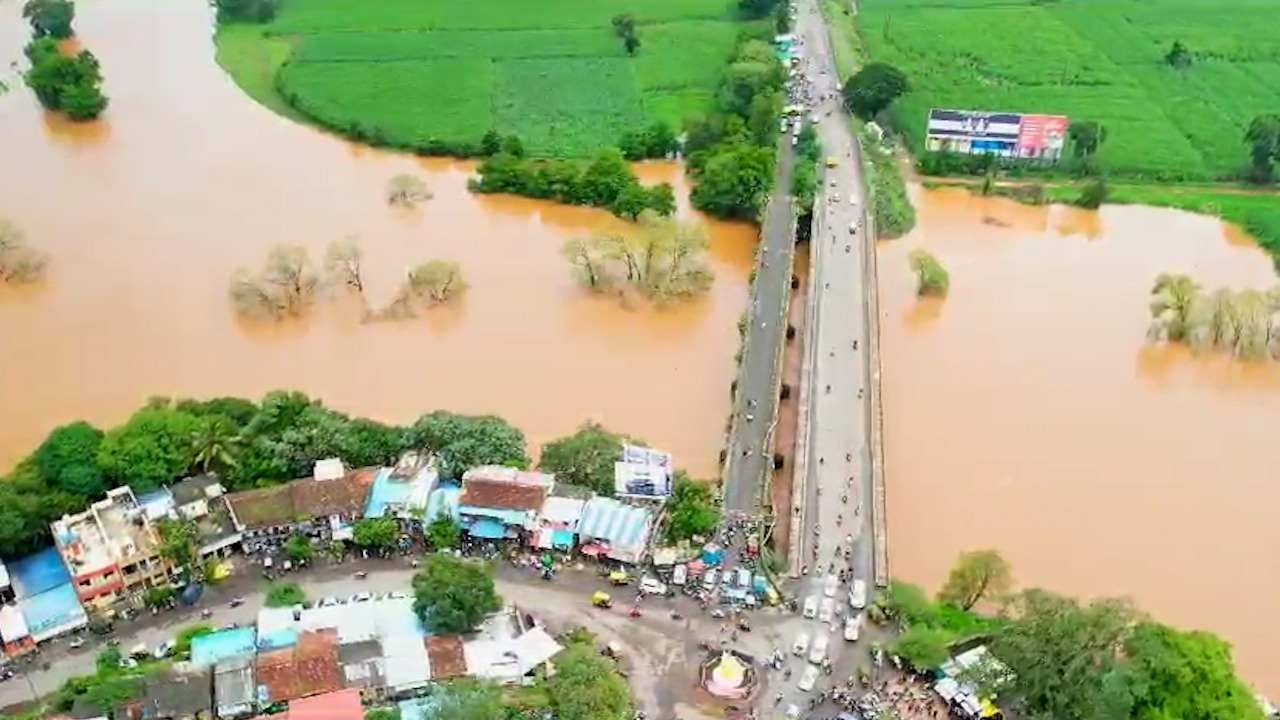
[723,141,797,515]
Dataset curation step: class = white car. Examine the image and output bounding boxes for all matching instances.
[349,592,373,603]
[736,568,751,588]
[823,573,839,598]
[848,220,858,235]
[819,597,835,623]
[792,631,810,656]
[802,595,818,619]
[672,564,687,586]
[844,614,863,642]
[153,641,173,659]
[849,579,867,610]
[849,194,858,206]
[808,633,829,664]
[780,119,789,133]
[387,591,408,600]
[702,568,720,591]
[797,664,820,692]
[319,596,342,608]
[639,577,668,596]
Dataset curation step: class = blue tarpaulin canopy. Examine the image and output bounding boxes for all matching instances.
[469,517,507,539]
[551,529,575,549]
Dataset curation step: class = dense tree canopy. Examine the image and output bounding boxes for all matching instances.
[407,411,529,480]
[155,518,199,578]
[1244,114,1280,184]
[938,549,1011,610]
[34,421,106,499]
[1068,121,1108,159]
[841,62,909,120]
[471,148,675,220]
[892,626,952,670]
[96,405,201,493]
[412,555,501,633]
[690,142,775,219]
[429,679,503,720]
[22,0,75,38]
[666,472,720,542]
[23,38,108,120]
[425,513,461,550]
[618,121,677,161]
[537,422,625,495]
[547,637,635,720]
[353,517,399,551]
[1122,623,1262,720]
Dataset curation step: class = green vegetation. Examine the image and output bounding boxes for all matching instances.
[264,581,306,607]
[842,62,908,121]
[425,513,461,551]
[563,212,713,299]
[538,422,627,496]
[665,472,720,542]
[858,123,916,239]
[283,533,314,563]
[353,517,400,551]
[938,549,1011,611]
[22,38,108,120]
[216,0,278,24]
[155,518,200,578]
[546,632,634,720]
[173,624,215,658]
[1147,272,1280,361]
[859,0,1280,182]
[429,679,503,720]
[22,0,75,39]
[791,122,822,210]
[214,0,753,157]
[907,249,948,296]
[412,554,501,633]
[470,147,676,220]
[1245,114,1280,184]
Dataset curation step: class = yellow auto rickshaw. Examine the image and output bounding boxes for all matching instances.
[608,570,630,586]
[592,591,613,609]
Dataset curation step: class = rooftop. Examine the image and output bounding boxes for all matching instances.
[459,478,547,512]
[93,487,160,562]
[337,639,384,690]
[191,626,257,667]
[8,547,73,599]
[255,630,342,704]
[424,635,466,680]
[170,473,224,508]
[140,666,212,720]
[462,466,554,487]
[226,483,295,529]
[213,656,255,713]
[52,509,114,575]
[463,626,562,684]
[227,469,377,531]
[364,457,437,519]
[288,688,362,720]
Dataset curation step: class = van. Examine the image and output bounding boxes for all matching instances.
[792,631,810,656]
[735,567,751,588]
[702,568,720,591]
[808,633,829,664]
[798,664,820,692]
[849,579,867,609]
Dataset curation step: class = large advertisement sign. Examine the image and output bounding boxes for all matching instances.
[614,445,674,499]
[926,108,1068,161]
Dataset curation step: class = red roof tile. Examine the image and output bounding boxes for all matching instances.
[255,630,342,704]
[459,478,547,511]
[288,688,363,720]
[425,635,467,679]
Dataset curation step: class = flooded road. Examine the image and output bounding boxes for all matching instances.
[879,186,1280,695]
[0,0,754,475]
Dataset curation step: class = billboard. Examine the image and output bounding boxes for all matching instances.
[614,444,674,499]
[926,108,1068,161]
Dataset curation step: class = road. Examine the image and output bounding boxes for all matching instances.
[722,141,796,516]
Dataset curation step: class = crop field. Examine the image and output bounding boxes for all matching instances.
[859,0,1280,181]
[217,0,757,156]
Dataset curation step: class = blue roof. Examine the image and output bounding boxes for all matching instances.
[9,547,72,599]
[19,582,85,638]
[256,627,298,651]
[364,466,434,519]
[191,627,256,666]
[459,506,528,525]
[552,529,575,548]
[426,483,460,521]
[468,517,507,539]
[578,498,652,549]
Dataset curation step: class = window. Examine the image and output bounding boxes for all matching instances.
[122,564,138,576]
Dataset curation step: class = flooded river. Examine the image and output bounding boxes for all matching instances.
[880,186,1280,695]
[0,0,754,475]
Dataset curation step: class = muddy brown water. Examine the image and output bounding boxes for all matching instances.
[880,186,1280,696]
[0,0,755,477]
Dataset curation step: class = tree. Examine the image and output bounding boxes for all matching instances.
[738,0,781,20]
[610,14,640,56]
[214,0,278,23]
[412,555,501,632]
[1244,114,1280,184]
[690,141,775,219]
[22,40,107,120]
[1164,40,1192,69]
[353,517,399,551]
[547,640,634,720]
[324,236,364,293]
[34,421,106,499]
[538,422,625,495]
[881,581,939,627]
[283,533,313,564]
[95,647,122,675]
[1122,622,1262,720]
[143,585,176,610]
[230,245,318,318]
[97,406,201,493]
[365,708,400,720]
[892,626,952,669]
[1068,121,1107,158]
[430,679,502,720]
[0,218,50,284]
[426,513,461,550]
[265,582,306,607]
[1148,273,1202,342]
[387,174,431,206]
[173,625,215,658]
[155,518,199,578]
[480,130,503,156]
[22,0,75,38]
[666,472,720,541]
[191,416,241,473]
[842,63,908,120]
[564,235,613,290]
[993,590,1139,720]
[1077,177,1109,209]
[938,549,1012,610]
[908,249,949,296]
[407,411,529,479]
[623,33,641,56]
[407,260,466,303]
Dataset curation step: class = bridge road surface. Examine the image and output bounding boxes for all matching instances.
[773,0,879,713]
[722,142,796,516]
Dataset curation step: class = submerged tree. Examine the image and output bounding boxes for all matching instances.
[22,0,75,38]
[1148,273,1201,342]
[323,236,364,293]
[407,260,465,304]
[564,213,713,299]
[908,249,949,296]
[938,549,1012,610]
[387,174,432,207]
[228,244,318,319]
[0,219,49,283]
[564,235,613,290]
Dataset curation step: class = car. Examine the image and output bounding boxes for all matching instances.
[811,114,820,124]
[119,657,139,670]
[849,579,867,610]
[808,633,829,664]
[672,564,688,586]
[825,157,839,168]
[780,119,789,133]
[639,577,668,596]
[68,637,86,650]
[702,568,720,591]
[829,179,838,188]
[736,567,751,588]
[844,613,864,642]
[848,221,858,235]
[153,640,174,659]
[823,573,839,598]
[319,596,342,608]
[797,664,820,692]
[349,592,373,603]
[802,595,818,619]
[819,597,835,623]
[792,631,810,656]
[386,591,408,600]
[849,194,858,206]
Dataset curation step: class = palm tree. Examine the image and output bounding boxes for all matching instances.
[191,417,240,473]
[1148,273,1201,341]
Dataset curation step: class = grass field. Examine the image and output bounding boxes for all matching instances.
[216,0,758,156]
[859,0,1280,181]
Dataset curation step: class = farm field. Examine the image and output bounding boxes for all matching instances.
[216,0,757,157]
[859,0,1280,181]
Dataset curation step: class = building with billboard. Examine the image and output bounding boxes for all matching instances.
[926,108,1067,161]
[614,444,674,499]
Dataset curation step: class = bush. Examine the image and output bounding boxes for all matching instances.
[1077,178,1109,209]
[265,582,306,608]
[470,148,676,220]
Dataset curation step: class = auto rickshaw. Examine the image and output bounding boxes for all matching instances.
[592,591,613,609]
[608,570,630,586]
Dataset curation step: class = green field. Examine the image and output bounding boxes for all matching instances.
[216,0,756,156]
[859,0,1280,181]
